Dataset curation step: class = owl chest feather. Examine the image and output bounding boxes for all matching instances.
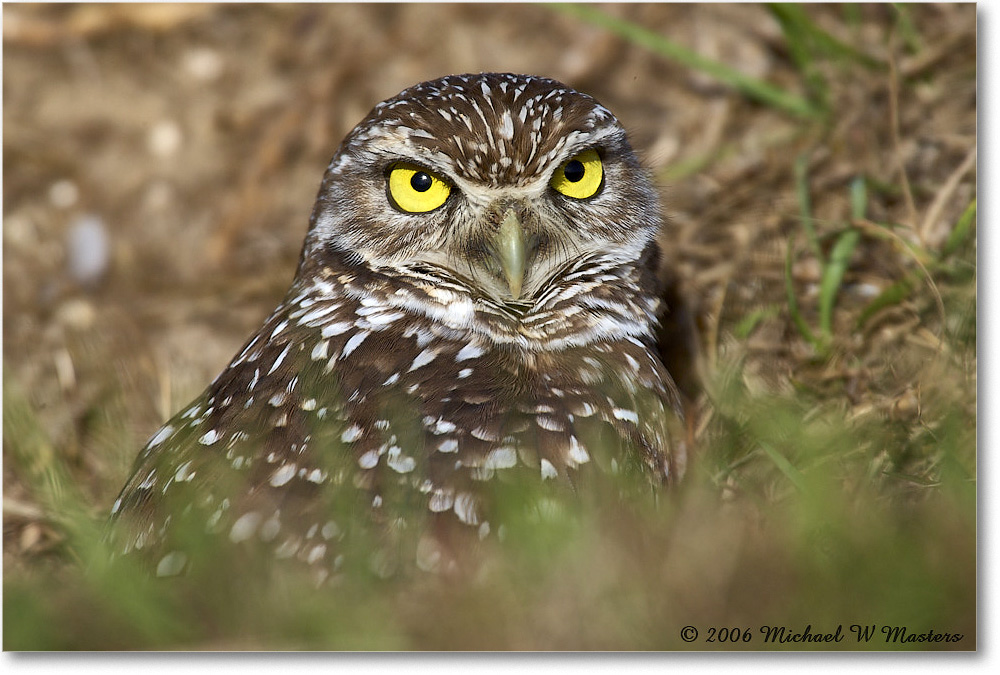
[267,265,681,486]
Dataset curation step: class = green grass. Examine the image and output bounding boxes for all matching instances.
[551,3,824,119]
[3,331,976,649]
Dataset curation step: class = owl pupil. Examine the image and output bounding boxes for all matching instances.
[564,160,586,183]
[411,172,433,192]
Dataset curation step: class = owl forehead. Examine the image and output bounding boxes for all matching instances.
[349,73,621,186]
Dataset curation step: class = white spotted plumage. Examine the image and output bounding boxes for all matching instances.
[109,73,687,579]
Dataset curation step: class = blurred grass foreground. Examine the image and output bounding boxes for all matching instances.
[2,3,975,650]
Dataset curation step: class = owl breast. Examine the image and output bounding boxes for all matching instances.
[276,246,682,504]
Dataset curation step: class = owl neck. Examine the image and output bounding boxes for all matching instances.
[297,240,664,353]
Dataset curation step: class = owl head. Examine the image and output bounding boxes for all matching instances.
[301,73,662,307]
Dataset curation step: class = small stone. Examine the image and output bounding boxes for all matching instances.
[148,120,182,158]
[66,215,110,286]
[183,47,223,82]
[49,179,79,209]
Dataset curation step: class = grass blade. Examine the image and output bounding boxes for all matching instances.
[856,276,916,329]
[769,3,886,70]
[551,3,822,119]
[818,228,861,338]
[759,441,808,492]
[768,3,830,107]
[942,198,976,259]
[850,175,868,220]
[784,230,819,347]
[794,155,823,265]
[734,305,781,339]
[892,3,924,54]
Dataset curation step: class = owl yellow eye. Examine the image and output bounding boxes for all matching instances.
[388,162,451,213]
[550,148,603,200]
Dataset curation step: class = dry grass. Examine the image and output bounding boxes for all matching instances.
[2,3,976,650]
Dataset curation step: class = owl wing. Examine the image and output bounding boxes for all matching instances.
[109,292,369,576]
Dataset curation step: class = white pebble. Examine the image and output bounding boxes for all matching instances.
[66,215,110,285]
[148,120,182,158]
[183,47,223,82]
[49,179,79,209]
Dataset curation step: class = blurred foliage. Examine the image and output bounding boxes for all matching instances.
[3,310,977,649]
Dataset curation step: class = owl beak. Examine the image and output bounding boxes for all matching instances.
[495,207,527,299]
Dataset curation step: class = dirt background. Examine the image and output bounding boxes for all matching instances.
[2,1,977,631]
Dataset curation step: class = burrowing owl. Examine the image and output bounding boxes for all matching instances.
[110,73,689,580]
